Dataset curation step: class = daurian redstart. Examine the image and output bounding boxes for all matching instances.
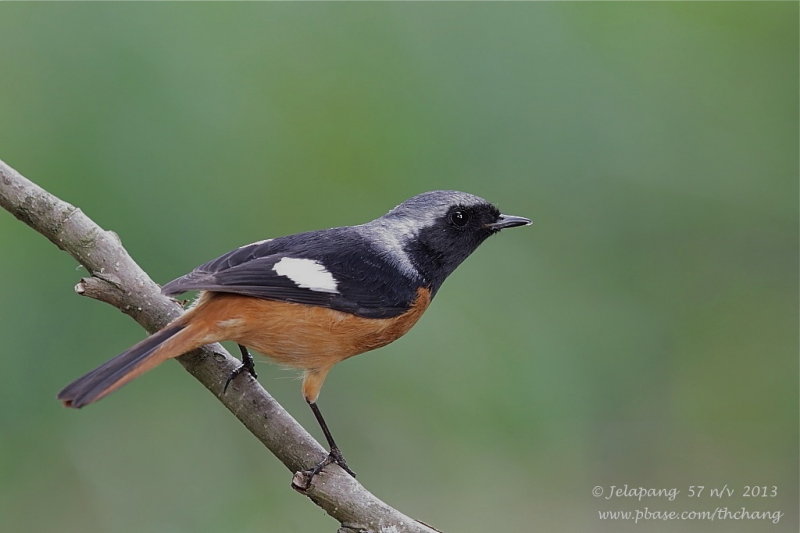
[59,190,531,477]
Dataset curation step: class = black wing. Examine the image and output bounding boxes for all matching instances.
[161,228,421,319]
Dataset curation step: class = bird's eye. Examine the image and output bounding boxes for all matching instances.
[449,210,469,227]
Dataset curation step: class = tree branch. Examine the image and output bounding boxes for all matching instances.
[0,158,440,533]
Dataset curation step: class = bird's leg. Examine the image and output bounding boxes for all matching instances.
[223,344,258,393]
[304,400,356,478]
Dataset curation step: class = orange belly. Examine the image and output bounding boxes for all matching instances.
[183,288,431,372]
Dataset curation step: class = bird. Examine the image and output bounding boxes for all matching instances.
[58,190,531,478]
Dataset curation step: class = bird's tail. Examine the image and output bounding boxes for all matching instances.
[58,322,202,408]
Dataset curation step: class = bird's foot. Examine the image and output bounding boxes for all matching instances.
[292,447,356,492]
[305,447,357,480]
[223,345,258,393]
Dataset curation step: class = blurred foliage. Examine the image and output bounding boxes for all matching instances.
[0,3,796,532]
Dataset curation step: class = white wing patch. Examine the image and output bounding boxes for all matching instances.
[272,257,339,293]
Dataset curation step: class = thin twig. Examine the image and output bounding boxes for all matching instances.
[0,158,440,533]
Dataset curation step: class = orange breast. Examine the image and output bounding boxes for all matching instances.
[185,288,431,372]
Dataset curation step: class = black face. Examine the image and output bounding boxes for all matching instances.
[405,202,506,291]
[444,201,503,240]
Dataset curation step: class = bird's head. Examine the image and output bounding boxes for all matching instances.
[370,190,531,290]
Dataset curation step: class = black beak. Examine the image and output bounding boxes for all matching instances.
[486,214,532,230]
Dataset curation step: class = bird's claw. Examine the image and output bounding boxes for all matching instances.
[304,447,357,481]
[223,346,257,393]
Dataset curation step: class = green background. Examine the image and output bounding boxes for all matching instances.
[0,3,796,532]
